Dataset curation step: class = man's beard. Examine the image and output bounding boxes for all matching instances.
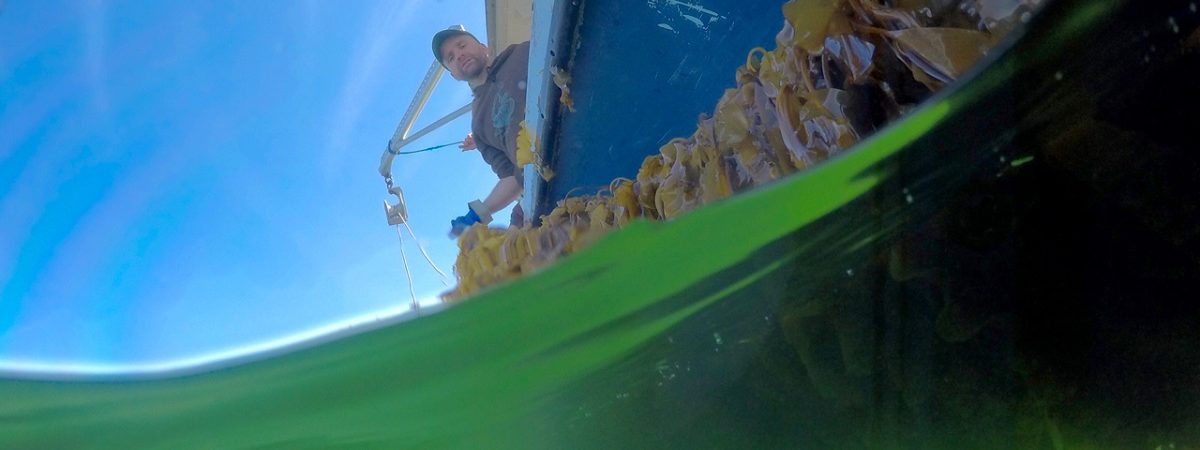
[460,57,485,80]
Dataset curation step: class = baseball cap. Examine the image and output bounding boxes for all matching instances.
[432,28,479,67]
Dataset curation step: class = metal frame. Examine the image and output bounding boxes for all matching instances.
[378,25,472,179]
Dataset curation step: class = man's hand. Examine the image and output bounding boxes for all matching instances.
[449,200,494,238]
[459,133,477,151]
[449,208,482,238]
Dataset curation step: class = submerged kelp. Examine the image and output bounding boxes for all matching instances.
[447,0,1043,300]
[533,4,1200,447]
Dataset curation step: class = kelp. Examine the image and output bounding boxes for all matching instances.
[444,0,1042,301]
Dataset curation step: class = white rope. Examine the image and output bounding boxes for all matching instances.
[402,220,451,286]
[394,225,419,311]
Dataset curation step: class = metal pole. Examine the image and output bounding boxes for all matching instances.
[397,61,448,140]
[378,24,471,179]
[379,103,472,177]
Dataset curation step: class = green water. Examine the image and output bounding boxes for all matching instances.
[3,0,1199,448]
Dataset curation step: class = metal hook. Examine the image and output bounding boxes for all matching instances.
[384,185,408,225]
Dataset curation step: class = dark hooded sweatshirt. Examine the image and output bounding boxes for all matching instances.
[471,41,530,186]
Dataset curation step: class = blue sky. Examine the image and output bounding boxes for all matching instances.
[0,0,506,368]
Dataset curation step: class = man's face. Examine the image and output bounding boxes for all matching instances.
[440,35,488,81]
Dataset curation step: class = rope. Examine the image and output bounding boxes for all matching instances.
[402,220,451,286]
[389,141,461,155]
[394,225,419,311]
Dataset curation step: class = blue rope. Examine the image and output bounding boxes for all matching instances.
[390,141,461,155]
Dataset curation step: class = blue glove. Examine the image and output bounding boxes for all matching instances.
[449,208,482,238]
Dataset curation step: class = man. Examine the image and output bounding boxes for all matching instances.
[432,28,530,237]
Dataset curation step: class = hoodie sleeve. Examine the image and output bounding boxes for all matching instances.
[479,142,517,179]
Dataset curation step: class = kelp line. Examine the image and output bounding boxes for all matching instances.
[447,0,1043,300]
